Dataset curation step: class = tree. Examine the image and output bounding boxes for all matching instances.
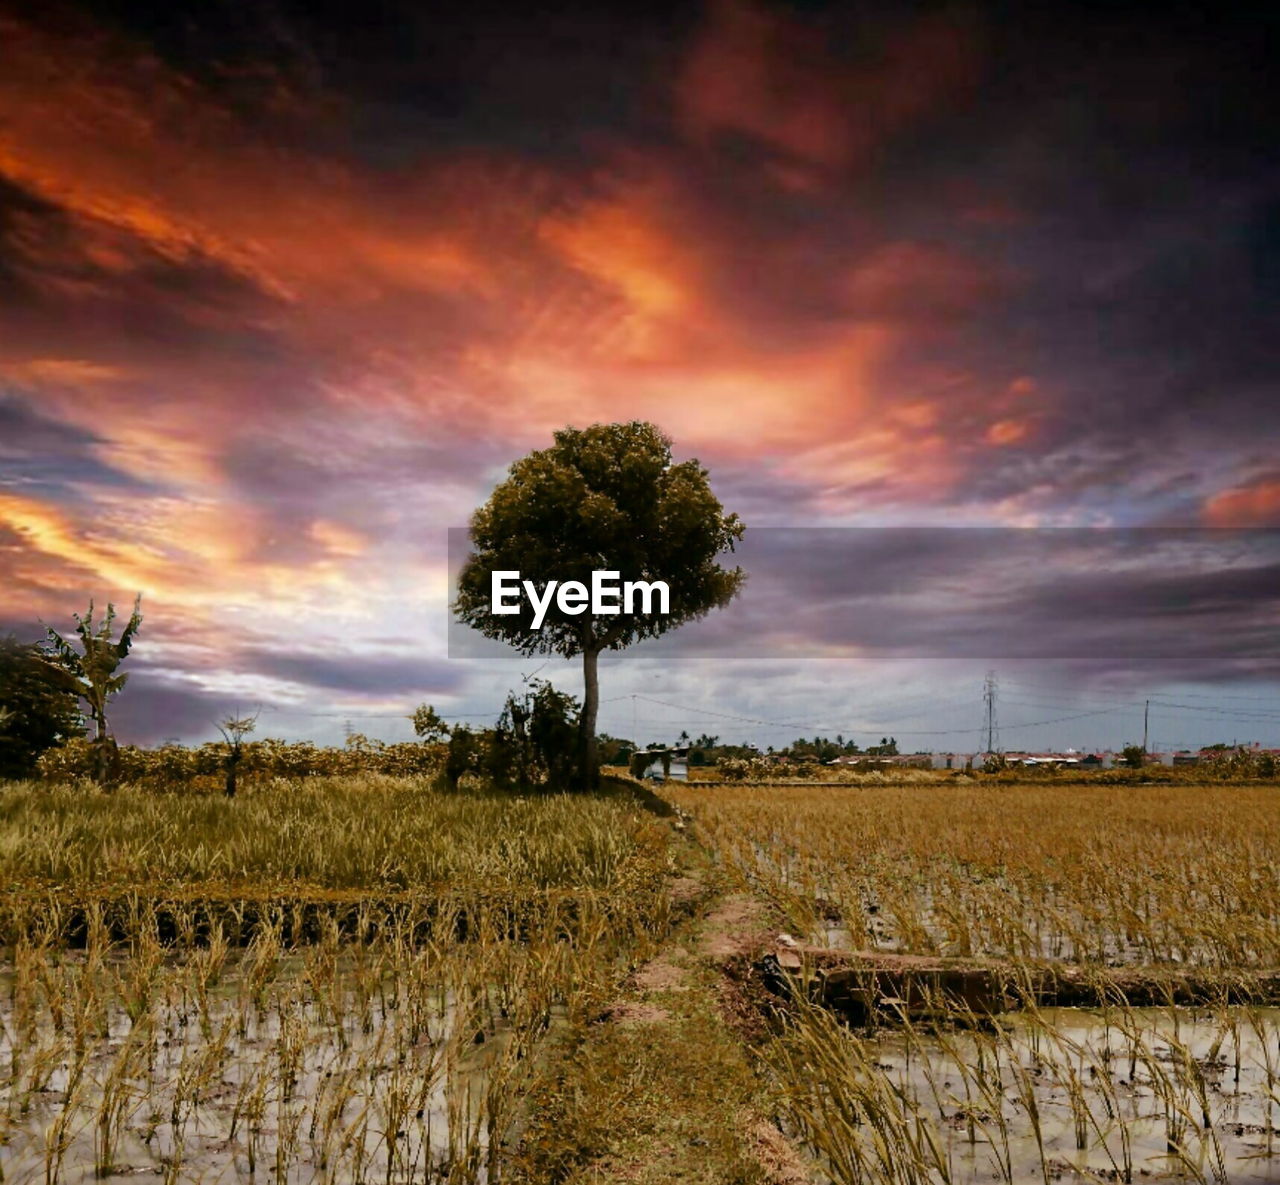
[454,422,744,788]
[443,726,484,790]
[1121,744,1146,769]
[0,634,85,779]
[410,704,451,743]
[217,712,258,798]
[42,596,142,783]
[596,734,635,766]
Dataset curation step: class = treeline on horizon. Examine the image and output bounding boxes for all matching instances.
[3,601,1275,794]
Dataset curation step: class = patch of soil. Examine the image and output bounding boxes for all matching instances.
[701,894,776,962]
[631,954,690,993]
[666,875,703,910]
[764,939,1280,1019]
[596,1000,671,1027]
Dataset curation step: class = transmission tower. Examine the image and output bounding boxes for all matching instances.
[983,670,1000,754]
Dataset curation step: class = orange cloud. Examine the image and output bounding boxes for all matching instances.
[986,419,1030,446]
[309,520,369,559]
[0,0,1026,654]
[0,15,495,306]
[1203,476,1280,526]
[845,241,1000,322]
[0,492,166,593]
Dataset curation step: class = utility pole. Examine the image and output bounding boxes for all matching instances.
[1142,699,1149,753]
[983,670,999,754]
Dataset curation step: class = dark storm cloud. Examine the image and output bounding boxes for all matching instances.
[239,649,463,697]
[450,528,1280,672]
[109,676,243,746]
[91,0,698,165]
[0,393,149,493]
[711,529,1280,663]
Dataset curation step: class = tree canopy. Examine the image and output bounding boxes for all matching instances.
[453,422,744,786]
[43,595,142,782]
[455,421,744,656]
[0,634,85,779]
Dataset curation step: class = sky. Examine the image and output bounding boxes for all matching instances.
[1,0,1278,753]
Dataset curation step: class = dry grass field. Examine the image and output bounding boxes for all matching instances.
[667,779,1280,1185]
[0,776,678,1183]
[2,772,1277,1184]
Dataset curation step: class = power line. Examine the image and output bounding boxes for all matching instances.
[619,693,1120,739]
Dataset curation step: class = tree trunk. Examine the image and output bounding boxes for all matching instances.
[225,753,238,798]
[579,646,601,790]
[93,710,110,785]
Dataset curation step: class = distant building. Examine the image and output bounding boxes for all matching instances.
[638,747,688,782]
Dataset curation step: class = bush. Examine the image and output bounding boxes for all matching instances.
[0,635,84,778]
[34,735,446,790]
[716,757,775,782]
[444,680,584,792]
[1121,744,1146,769]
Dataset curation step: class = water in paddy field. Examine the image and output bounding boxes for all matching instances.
[790,1006,1280,1185]
[0,950,560,1183]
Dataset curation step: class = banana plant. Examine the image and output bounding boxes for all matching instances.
[43,595,142,783]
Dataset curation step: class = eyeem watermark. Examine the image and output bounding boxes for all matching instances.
[491,570,670,629]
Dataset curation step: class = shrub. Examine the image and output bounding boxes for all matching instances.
[34,735,446,790]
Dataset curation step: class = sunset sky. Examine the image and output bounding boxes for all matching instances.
[2,0,1278,753]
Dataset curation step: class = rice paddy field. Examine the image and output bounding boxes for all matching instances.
[2,772,1277,1184]
[0,776,677,1183]
[667,779,1280,1185]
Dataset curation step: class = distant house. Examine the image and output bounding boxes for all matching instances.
[1005,752,1082,767]
[638,747,688,782]
[825,754,932,770]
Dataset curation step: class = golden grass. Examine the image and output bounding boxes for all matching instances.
[0,774,680,1182]
[667,781,1280,969]
[668,778,1280,1185]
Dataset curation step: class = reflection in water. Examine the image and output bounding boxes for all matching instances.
[777,1004,1280,1185]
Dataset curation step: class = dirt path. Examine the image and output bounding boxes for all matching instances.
[510,810,814,1185]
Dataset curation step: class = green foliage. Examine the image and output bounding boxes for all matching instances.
[716,756,775,782]
[0,634,85,778]
[216,712,258,797]
[410,703,451,742]
[35,734,446,788]
[595,734,634,766]
[453,421,744,786]
[42,595,142,782]
[1121,743,1146,769]
[982,751,1009,773]
[444,681,584,791]
[454,422,744,658]
[443,726,484,790]
[1201,745,1278,779]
